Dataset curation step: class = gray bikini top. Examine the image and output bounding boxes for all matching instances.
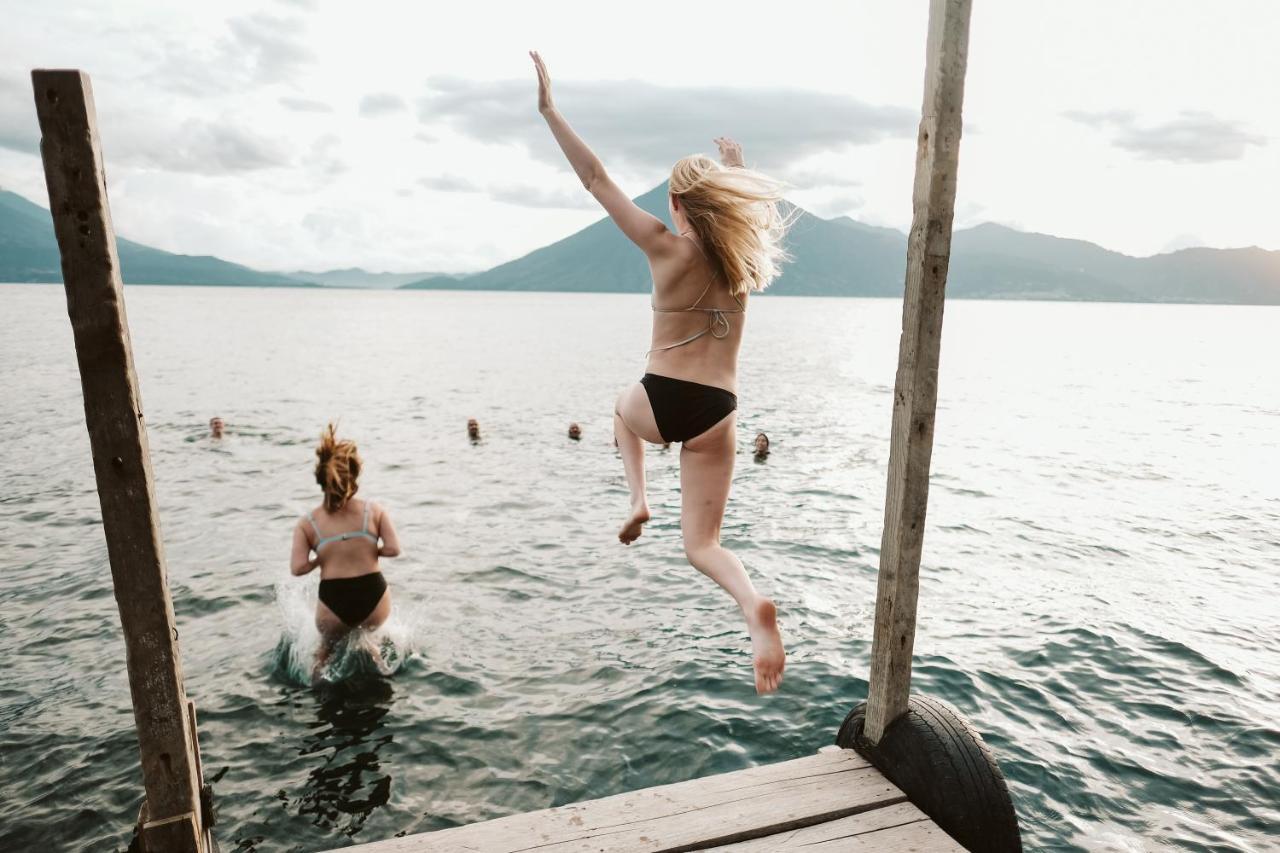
[308,499,377,552]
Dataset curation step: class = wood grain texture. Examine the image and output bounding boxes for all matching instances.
[31,69,204,851]
[864,0,974,744]
[708,801,964,851]
[339,751,909,853]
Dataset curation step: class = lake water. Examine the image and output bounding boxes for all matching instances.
[0,284,1276,852]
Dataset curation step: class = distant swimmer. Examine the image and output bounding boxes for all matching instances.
[290,424,402,676]
[753,432,770,462]
[568,422,582,441]
[467,418,481,442]
[532,52,789,694]
[209,416,225,439]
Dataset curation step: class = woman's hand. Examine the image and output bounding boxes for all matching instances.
[715,136,745,168]
[530,50,554,114]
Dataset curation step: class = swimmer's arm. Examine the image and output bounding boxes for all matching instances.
[290,523,319,576]
[531,51,675,258]
[376,506,402,559]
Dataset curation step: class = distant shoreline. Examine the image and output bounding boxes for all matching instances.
[3,280,1275,308]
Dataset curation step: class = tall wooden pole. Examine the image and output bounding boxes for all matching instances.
[863,0,973,745]
[32,69,207,852]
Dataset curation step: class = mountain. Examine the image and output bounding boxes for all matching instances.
[284,267,458,289]
[0,189,311,287]
[402,183,1280,305]
[6,183,1277,304]
[403,183,909,297]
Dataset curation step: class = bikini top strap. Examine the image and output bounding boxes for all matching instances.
[307,512,322,539]
[686,278,714,311]
[362,499,373,534]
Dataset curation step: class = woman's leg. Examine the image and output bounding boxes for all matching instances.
[313,602,348,681]
[680,414,786,694]
[360,589,392,631]
[615,382,662,544]
[359,590,393,674]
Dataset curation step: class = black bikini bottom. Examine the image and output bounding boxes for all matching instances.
[319,572,388,627]
[640,373,738,443]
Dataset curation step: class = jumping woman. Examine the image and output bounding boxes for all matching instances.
[290,424,402,675]
[531,52,788,694]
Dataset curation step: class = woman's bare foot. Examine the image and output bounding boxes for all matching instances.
[618,502,650,545]
[747,598,785,694]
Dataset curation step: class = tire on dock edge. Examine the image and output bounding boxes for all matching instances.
[836,694,1022,852]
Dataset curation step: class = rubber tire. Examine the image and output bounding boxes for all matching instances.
[836,694,1022,852]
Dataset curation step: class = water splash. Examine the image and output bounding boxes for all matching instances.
[271,575,421,686]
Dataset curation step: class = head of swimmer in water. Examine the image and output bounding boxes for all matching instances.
[467,418,481,441]
[209,416,224,439]
[667,154,791,298]
[753,432,770,456]
[568,422,581,441]
[314,423,361,512]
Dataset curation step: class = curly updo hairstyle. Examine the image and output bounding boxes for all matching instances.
[314,422,361,512]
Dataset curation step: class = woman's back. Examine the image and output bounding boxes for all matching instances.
[646,237,748,393]
[305,497,382,580]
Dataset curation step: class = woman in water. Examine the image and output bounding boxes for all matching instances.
[290,424,402,673]
[531,52,788,694]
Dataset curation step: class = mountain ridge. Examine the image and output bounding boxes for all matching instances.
[402,182,1280,305]
[0,188,311,287]
[3,186,1276,304]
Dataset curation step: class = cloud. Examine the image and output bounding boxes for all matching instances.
[153,12,314,96]
[280,95,333,113]
[781,168,863,191]
[809,193,866,217]
[418,173,595,209]
[0,71,288,178]
[226,13,315,85]
[111,118,291,175]
[1064,109,1267,163]
[419,174,479,192]
[488,184,595,210]
[0,72,39,155]
[359,93,407,117]
[1061,109,1137,127]
[417,77,916,176]
[306,133,346,178]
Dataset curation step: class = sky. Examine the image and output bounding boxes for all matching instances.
[1,0,1276,274]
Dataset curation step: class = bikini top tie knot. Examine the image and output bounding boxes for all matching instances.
[648,235,745,355]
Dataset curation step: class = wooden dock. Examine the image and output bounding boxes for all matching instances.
[340,748,961,853]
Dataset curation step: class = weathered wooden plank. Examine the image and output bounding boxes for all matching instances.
[31,69,204,852]
[801,822,963,852]
[706,801,962,851]
[342,751,903,853]
[864,0,974,744]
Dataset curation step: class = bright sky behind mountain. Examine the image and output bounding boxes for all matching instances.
[1,0,1275,273]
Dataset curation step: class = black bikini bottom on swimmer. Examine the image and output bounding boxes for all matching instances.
[640,373,738,443]
[319,572,388,627]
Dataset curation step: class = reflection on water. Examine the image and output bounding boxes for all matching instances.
[291,678,395,839]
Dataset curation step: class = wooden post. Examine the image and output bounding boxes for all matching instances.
[863,0,973,745]
[31,70,206,852]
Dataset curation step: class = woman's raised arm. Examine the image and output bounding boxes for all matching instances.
[531,51,676,258]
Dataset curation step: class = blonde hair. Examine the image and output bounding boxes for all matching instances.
[314,422,361,512]
[669,155,792,297]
